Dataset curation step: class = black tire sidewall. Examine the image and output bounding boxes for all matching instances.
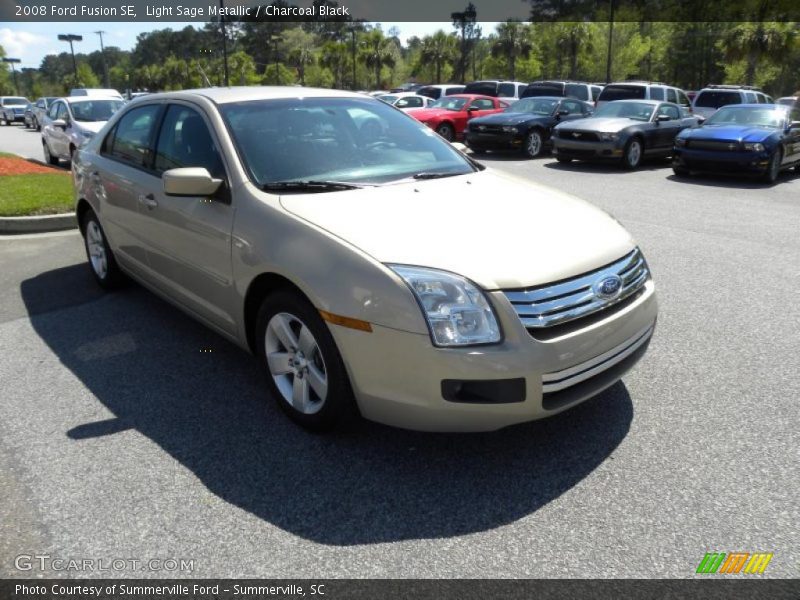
[764,149,782,183]
[437,123,454,141]
[255,290,357,432]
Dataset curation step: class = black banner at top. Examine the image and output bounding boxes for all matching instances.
[3,0,800,22]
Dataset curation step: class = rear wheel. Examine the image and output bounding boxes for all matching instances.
[82,209,124,289]
[256,290,357,432]
[762,148,782,183]
[436,123,455,142]
[622,138,643,169]
[524,129,544,158]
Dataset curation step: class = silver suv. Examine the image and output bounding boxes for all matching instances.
[522,80,603,103]
[0,96,30,125]
[597,81,692,112]
[692,85,774,120]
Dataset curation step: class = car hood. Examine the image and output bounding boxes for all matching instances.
[72,120,108,133]
[411,108,459,121]
[470,112,547,126]
[558,117,641,132]
[279,170,635,290]
[681,124,777,142]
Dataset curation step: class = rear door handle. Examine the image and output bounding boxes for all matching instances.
[138,193,158,209]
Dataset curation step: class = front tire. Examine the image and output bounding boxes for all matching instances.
[43,141,59,166]
[672,166,690,177]
[622,138,643,170]
[524,129,544,158]
[256,290,357,432]
[81,209,124,289]
[762,148,782,183]
[436,123,455,142]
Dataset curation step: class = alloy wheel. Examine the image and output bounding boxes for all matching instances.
[525,131,543,157]
[85,220,108,279]
[265,312,328,415]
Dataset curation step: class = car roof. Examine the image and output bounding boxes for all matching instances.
[517,95,569,102]
[140,86,367,105]
[603,99,665,105]
[63,96,122,103]
[444,94,498,100]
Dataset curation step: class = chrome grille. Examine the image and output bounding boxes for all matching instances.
[556,130,600,142]
[502,248,649,330]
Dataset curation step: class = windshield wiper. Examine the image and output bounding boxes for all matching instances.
[260,180,371,192]
[411,172,461,180]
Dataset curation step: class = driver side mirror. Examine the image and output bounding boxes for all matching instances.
[558,109,570,116]
[51,119,67,129]
[163,168,223,197]
[656,114,672,122]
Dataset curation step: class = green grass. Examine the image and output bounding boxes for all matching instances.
[0,173,74,216]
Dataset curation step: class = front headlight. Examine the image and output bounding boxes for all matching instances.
[675,137,687,147]
[502,125,517,133]
[388,265,502,347]
[599,132,619,141]
[743,142,765,152]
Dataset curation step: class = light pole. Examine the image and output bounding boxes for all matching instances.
[219,0,230,86]
[58,34,83,86]
[94,30,109,88]
[2,58,21,94]
[605,0,615,83]
[451,6,477,83]
[350,27,357,90]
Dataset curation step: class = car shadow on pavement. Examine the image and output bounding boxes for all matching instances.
[541,158,672,173]
[21,264,633,546]
[664,170,800,189]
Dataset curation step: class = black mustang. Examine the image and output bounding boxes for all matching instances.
[463,96,594,158]
[552,100,699,169]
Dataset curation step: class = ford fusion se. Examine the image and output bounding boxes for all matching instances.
[73,87,657,432]
[672,104,800,183]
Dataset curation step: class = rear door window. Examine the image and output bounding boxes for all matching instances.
[591,86,602,101]
[565,84,588,100]
[666,88,677,103]
[598,85,646,101]
[694,91,742,108]
[523,82,563,98]
[105,104,161,168]
[417,86,440,99]
[463,82,498,96]
[649,87,665,100]
[445,87,463,96]
[497,83,517,98]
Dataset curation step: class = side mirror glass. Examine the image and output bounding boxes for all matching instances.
[52,119,67,129]
[656,114,672,122]
[163,167,223,197]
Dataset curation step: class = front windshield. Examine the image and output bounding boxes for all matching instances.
[430,97,468,111]
[508,98,558,115]
[2,97,28,105]
[594,102,654,121]
[70,99,124,122]
[705,106,787,128]
[219,97,476,186]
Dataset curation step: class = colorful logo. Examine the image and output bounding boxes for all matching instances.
[696,552,773,574]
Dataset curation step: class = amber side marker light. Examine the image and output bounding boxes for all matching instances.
[319,310,373,332]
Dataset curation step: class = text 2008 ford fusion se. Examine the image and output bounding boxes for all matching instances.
[73,87,658,432]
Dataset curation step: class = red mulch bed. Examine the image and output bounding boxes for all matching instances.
[0,156,67,176]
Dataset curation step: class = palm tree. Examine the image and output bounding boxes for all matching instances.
[721,22,797,86]
[554,22,592,80]
[282,28,316,86]
[491,21,533,81]
[419,31,457,84]
[360,29,397,90]
[321,41,349,89]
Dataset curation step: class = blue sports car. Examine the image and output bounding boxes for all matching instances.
[672,104,800,183]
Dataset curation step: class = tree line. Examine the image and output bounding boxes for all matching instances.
[1,14,798,98]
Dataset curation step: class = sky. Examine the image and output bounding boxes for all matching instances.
[0,22,489,70]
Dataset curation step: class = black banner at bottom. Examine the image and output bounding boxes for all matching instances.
[1,579,799,600]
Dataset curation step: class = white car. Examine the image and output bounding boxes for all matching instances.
[72,86,658,432]
[41,96,124,165]
[377,92,436,112]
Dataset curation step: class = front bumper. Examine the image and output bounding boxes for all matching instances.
[672,148,771,174]
[329,281,657,432]
[552,137,624,160]
[464,129,526,151]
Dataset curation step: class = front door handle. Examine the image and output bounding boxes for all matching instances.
[139,193,158,210]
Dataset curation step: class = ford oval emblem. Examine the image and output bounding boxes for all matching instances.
[594,275,623,300]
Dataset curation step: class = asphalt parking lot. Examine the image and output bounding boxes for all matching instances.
[1,123,798,578]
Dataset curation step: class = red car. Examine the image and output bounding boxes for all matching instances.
[409,94,510,141]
